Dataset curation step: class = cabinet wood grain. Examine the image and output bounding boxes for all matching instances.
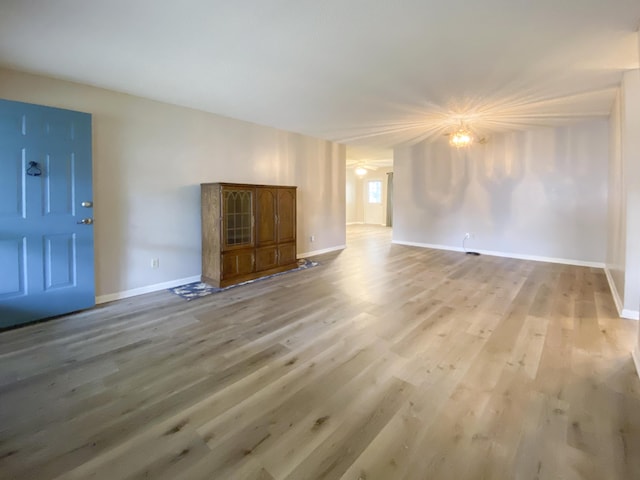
[201,183,297,287]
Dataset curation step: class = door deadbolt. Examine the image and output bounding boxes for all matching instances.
[81,201,93,208]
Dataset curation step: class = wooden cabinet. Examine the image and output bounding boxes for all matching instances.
[201,183,297,287]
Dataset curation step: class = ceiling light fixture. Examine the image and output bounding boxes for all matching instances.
[355,166,368,177]
[449,126,473,148]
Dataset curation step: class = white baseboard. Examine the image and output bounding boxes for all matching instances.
[96,275,201,304]
[622,308,640,320]
[391,240,605,268]
[95,244,348,305]
[298,245,346,259]
[604,267,640,320]
[346,222,387,226]
[393,240,465,253]
[394,240,640,320]
[605,266,625,317]
[633,346,640,380]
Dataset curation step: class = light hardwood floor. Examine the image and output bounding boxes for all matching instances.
[1,225,639,480]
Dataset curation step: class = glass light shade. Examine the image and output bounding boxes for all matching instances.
[355,166,368,176]
[449,129,473,148]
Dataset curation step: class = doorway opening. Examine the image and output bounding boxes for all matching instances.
[345,146,393,229]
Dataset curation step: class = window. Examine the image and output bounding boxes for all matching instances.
[368,180,382,204]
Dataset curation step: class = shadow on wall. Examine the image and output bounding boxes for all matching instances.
[532,126,603,211]
[409,140,469,215]
[535,125,607,250]
[474,131,525,228]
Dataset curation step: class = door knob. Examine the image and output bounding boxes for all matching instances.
[77,218,93,225]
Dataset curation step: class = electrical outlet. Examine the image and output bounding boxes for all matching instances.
[151,258,159,269]
[310,235,315,242]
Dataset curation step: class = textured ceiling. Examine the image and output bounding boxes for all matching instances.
[1,0,638,156]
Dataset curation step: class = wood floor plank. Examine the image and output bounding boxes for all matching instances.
[1,225,638,480]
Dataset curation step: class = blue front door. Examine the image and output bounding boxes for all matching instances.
[0,99,94,328]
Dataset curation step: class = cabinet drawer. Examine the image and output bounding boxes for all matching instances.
[256,246,278,272]
[278,242,297,266]
[221,249,254,279]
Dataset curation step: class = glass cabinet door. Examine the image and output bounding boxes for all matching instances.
[222,187,254,249]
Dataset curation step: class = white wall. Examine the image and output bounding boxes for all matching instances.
[345,168,363,224]
[636,33,640,377]
[607,90,627,314]
[608,70,640,319]
[393,119,609,265]
[0,68,346,300]
[620,70,640,318]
